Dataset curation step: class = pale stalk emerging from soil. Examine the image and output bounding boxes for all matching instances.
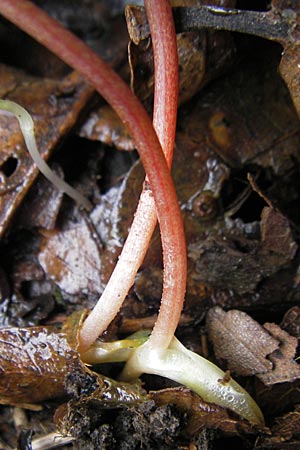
[0,0,186,353]
[0,100,93,211]
[79,0,181,352]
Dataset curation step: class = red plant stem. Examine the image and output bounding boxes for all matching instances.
[147,0,179,164]
[79,0,181,352]
[144,0,184,351]
[0,0,186,352]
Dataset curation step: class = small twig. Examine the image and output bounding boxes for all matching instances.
[126,5,291,45]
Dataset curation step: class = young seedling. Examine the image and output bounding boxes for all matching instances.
[0,0,264,425]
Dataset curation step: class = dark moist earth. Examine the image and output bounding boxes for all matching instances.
[1,0,300,449]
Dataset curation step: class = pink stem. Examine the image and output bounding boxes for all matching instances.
[79,0,182,352]
[147,0,179,164]
[0,0,186,352]
[144,0,186,350]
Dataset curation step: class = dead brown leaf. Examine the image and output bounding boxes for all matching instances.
[0,325,77,407]
[151,387,260,437]
[206,307,279,376]
[126,1,235,111]
[15,165,64,230]
[261,207,297,258]
[281,307,300,338]
[79,104,135,151]
[258,323,300,385]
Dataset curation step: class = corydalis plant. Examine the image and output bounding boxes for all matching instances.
[78,0,181,352]
[0,0,186,355]
[0,0,264,425]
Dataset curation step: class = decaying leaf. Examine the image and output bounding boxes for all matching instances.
[281,306,300,338]
[38,215,103,296]
[206,307,279,377]
[255,405,300,449]
[0,325,77,407]
[14,164,64,230]
[79,104,135,151]
[260,207,297,258]
[258,323,300,385]
[280,43,300,118]
[256,379,300,418]
[190,207,297,296]
[150,387,260,437]
[207,307,300,387]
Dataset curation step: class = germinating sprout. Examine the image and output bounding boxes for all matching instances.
[82,331,264,426]
[0,99,93,211]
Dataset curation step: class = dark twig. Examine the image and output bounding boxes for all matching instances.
[126,5,292,45]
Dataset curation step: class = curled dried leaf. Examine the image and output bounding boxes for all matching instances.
[258,323,300,385]
[206,307,279,376]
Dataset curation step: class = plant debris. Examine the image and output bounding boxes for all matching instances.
[258,323,300,385]
[206,307,280,377]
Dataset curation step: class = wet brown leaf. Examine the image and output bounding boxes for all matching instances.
[279,44,300,118]
[151,387,260,437]
[15,165,64,230]
[190,206,297,296]
[0,0,129,77]
[180,44,300,172]
[256,379,300,418]
[62,309,88,351]
[276,0,300,118]
[2,241,56,327]
[0,325,77,407]
[206,307,279,376]
[79,104,135,151]
[258,323,300,385]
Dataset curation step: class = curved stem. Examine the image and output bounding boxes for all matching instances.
[80,193,158,349]
[0,0,186,351]
[144,0,185,351]
[79,0,183,352]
